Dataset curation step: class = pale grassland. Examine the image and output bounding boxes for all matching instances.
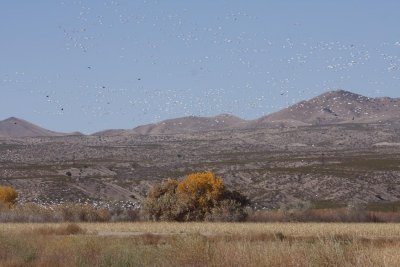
[1,223,400,266]
[3,222,400,238]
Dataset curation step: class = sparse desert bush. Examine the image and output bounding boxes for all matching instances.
[96,208,112,221]
[0,202,139,223]
[246,207,400,223]
[205,199,248,222]
[110,208,140,222]
[280,200,312,213]
[142,179,181,221]
[143,171,249,221]
[55,203,102,222]
[0,203,60,222]
[2,201,400,223]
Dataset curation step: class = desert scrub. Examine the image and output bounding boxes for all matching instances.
[0,203,136,223]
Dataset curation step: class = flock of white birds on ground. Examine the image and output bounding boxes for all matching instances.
[2,1,400,131]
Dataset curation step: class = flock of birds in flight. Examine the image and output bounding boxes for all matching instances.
[2,1,400,132]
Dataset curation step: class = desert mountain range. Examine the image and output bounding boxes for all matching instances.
[2,89,400,208]
[1,90,399,138]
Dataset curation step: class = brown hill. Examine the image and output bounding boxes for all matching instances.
[128,114,246,135]
[0,117,82,138]
[92,129,126,136]
[5,90,400,138]
[256,90,400,125]
[93,90,400,135]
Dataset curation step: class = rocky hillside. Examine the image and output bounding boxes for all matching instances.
[256,90,400,125]
[2,90,400,209]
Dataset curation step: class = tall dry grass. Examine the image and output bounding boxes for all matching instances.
[1,223,400,266]
[5,222,400,238]
[247,208,400,222]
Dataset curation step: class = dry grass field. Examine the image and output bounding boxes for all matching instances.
[1,222,400,266]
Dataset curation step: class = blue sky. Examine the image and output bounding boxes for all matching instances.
[1,1,400,133]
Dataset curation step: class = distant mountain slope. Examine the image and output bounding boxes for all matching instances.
[6,90,399,137]
[0,117,82,138]
[257,90,400,125]
[93,90,400,135]
[92,129,126,136]
[130,114,246,135]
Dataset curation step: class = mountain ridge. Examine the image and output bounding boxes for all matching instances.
[2,90,400,137]
[255,89,400,125]
[0,117,83,138]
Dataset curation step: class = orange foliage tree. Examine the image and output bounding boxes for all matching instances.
[143,171,249,221]
[0,186,18,206]
[177,171,225,220]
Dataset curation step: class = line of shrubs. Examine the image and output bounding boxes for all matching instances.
[3,202,400,223]
[0,202,140,223]
[246,208,400,223]
[3,172,400,223]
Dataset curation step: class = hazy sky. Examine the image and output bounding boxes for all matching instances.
[1,1,400,133]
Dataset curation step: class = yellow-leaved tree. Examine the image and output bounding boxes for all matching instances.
[177,171,224,220]
[0,186,18,206]
[143,171,249,221]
